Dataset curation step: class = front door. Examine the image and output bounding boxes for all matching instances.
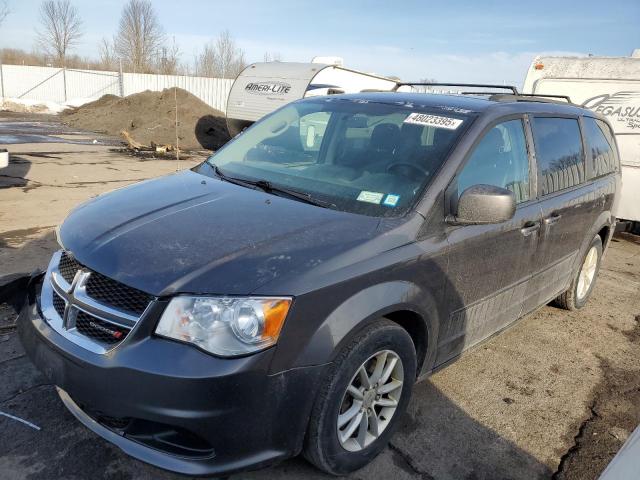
[437,117,542,366]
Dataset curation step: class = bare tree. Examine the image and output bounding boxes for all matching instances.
[156,39,181,75]
[415,77,438,92]
[36,0,83,67]
[114,0,164,73]
[98,37,117,70]
[0,1,10,27]
[263,51,282,63]
[196,30,245,79]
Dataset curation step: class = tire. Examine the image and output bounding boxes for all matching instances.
[554,235,603,310]
[303,319,417,475]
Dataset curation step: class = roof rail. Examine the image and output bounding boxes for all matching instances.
[509,93,573,103]
[460,91,574,104]
[396,82,519,95]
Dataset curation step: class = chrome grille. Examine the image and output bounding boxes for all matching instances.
[56,250,152,316]
[41,250,154,354]
[58,251,81,284]
[75,311,131,345]
[52,291,66,317]
[85,271,152,316]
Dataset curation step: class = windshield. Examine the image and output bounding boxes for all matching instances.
[207,98,472,216]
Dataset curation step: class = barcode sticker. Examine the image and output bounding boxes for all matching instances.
[404,113,463,130]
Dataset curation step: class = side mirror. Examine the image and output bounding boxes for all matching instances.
[453,184,516,224]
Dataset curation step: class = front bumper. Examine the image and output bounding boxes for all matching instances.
[18,276,325,476]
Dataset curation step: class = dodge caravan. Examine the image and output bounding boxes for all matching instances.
[19,88,620,476]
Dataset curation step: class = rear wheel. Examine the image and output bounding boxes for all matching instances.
[554,235,602,310]
[303,319,416,475]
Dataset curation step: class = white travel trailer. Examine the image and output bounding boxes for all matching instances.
[225,60,398,137]
[523,51,640,229]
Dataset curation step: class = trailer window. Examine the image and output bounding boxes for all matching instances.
[207,100,472,217]
[583,117,618,178]
[531,117,585,195]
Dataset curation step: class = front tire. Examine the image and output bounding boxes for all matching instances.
[303,319,416,475]
[554,235,603,310]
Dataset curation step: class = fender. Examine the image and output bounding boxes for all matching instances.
[570,209,614,276]
[289,281,441,377]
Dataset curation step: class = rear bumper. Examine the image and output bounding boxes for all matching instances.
[18,276,325,476]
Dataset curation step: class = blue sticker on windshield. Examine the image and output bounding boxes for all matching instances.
[383,194,400,207]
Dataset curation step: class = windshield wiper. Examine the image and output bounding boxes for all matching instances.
[251,180,336,209]
[210,164,335,209]
[210,164,257,189]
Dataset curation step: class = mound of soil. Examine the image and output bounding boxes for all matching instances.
[63,88,230,150]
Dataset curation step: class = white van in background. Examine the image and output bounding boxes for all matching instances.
[523,51,640,230]
[225,58,397,137]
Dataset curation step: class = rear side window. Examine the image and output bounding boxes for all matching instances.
[583,117,618,178]
[531,117,585,195]
[457,119,530,203]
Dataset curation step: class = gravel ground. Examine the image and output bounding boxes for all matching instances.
[0,115,638,479]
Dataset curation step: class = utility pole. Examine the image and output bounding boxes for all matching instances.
[174,86,180,166]
[118,59,124,97]
[62,66,67,102]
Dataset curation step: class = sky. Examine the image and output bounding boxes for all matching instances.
[1,0,638,87]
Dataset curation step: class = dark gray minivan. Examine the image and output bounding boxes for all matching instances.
[18,87,620,477]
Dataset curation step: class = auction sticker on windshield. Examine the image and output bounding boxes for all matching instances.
[404,113,463,130]
[357,191,384,204]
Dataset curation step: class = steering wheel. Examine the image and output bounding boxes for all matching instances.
[386,162,428,178]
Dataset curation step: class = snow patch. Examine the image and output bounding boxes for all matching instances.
[0,98,69,114]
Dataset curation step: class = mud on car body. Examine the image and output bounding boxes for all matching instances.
[19,89,620,476]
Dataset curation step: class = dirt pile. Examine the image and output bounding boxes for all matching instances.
[63,88,230,150]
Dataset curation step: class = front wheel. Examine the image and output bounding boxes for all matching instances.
[554,235,603,310]
[303,319,416,475]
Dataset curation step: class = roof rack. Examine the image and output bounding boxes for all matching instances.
[507,93,572,103]
[394,82,576,104]
[459,91,574,104]
[396,82,519,95]
[487,93,574,104]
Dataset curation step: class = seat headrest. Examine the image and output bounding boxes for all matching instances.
[370,123,401,151]
[400,123,423,147]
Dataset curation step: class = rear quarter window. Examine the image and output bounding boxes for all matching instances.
[583,117,619,178]
[531,117,585,195]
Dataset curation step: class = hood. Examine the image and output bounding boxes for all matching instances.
[59,169,382,296]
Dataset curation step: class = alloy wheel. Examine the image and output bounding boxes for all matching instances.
[577,246,598,300]
[336,350,404,452]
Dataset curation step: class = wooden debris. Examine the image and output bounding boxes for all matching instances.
[120,130,176,155]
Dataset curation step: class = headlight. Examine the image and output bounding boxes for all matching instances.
[155,296,292,357]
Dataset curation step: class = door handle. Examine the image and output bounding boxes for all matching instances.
[544,213,562,225]
[520,221,540,236]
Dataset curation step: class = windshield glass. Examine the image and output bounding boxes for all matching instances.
[207,98,473,216]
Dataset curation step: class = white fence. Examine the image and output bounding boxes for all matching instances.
[0,64,234,113]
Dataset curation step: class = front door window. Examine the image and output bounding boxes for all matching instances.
[457,119,530,203]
